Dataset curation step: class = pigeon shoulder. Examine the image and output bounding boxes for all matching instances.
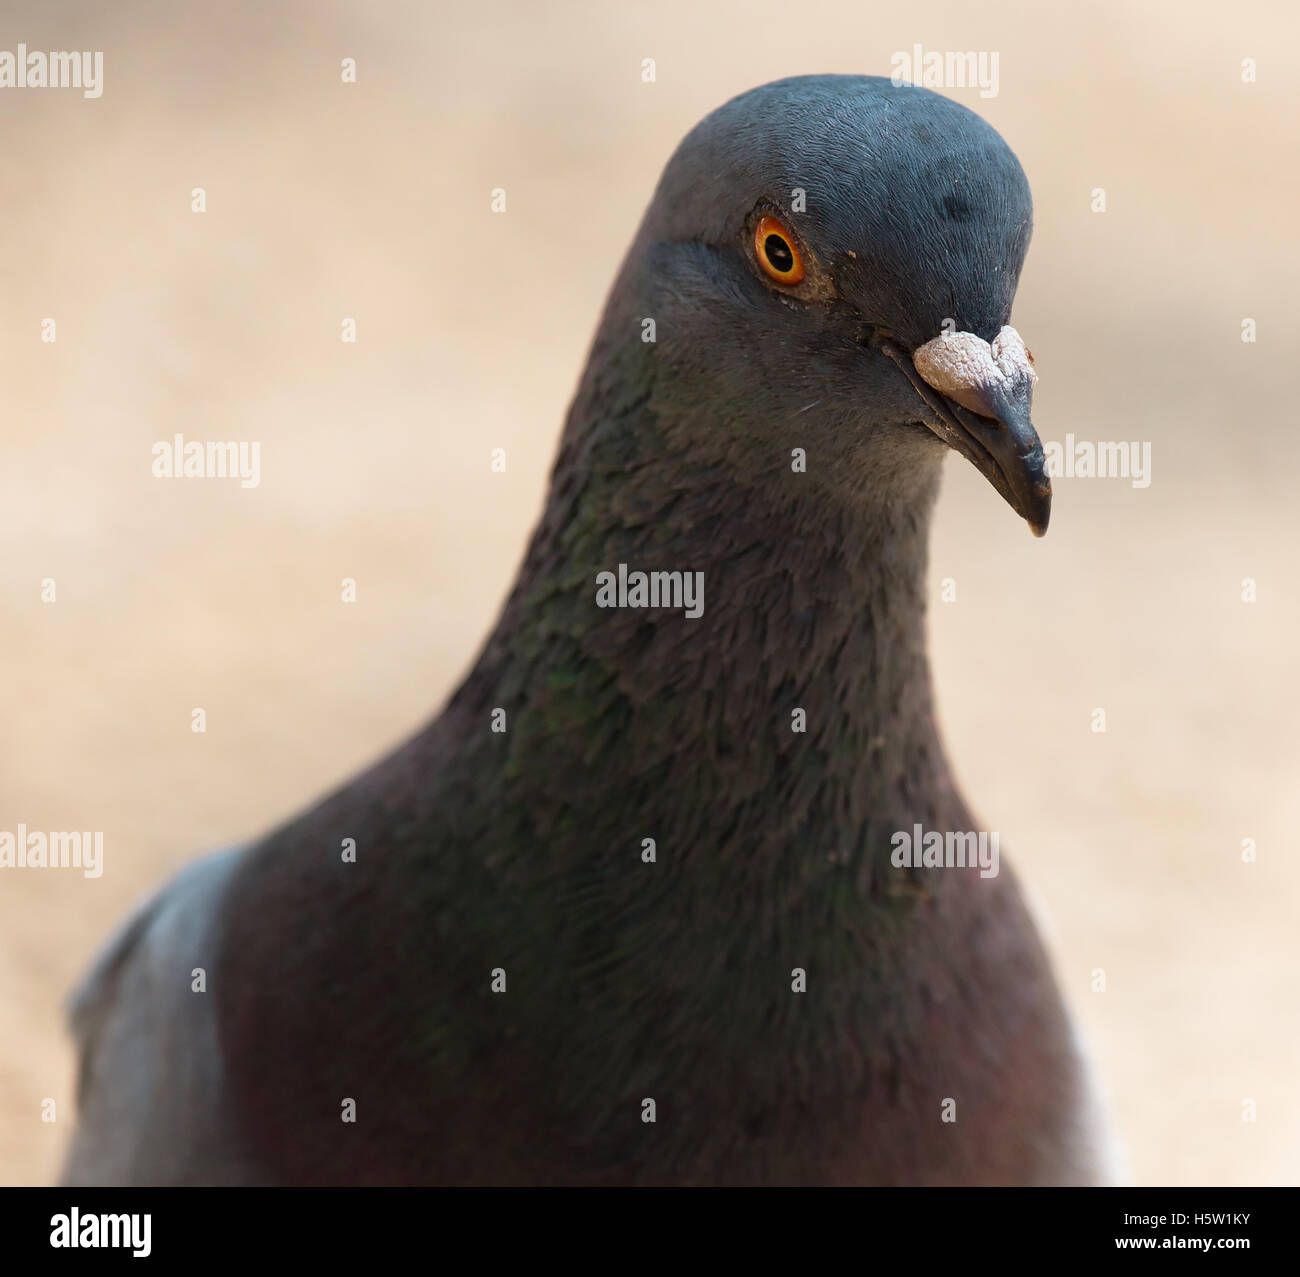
[61,845,264,1185]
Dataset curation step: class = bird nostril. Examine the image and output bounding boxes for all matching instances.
[861,327,900,356]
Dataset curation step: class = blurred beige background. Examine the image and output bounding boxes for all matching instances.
[2,0,1296,1186]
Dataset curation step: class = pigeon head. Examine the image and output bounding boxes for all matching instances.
[615,74,1051,534]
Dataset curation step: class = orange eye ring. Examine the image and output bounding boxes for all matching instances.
[754,215,805,285]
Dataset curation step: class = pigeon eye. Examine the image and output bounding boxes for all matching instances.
[754,216,805,285]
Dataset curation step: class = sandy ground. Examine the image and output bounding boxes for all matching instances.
[2,0,1297,1186]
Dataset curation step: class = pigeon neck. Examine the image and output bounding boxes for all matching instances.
[445,358,957,869]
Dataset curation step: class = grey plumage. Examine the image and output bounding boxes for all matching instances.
[62,850,260,1185]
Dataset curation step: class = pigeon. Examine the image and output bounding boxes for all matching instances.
[63,74,1116,1186]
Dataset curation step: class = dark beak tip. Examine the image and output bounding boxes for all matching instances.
[1025,477,1052,538]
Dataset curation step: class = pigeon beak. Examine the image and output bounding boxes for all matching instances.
[876,327,1052,537]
